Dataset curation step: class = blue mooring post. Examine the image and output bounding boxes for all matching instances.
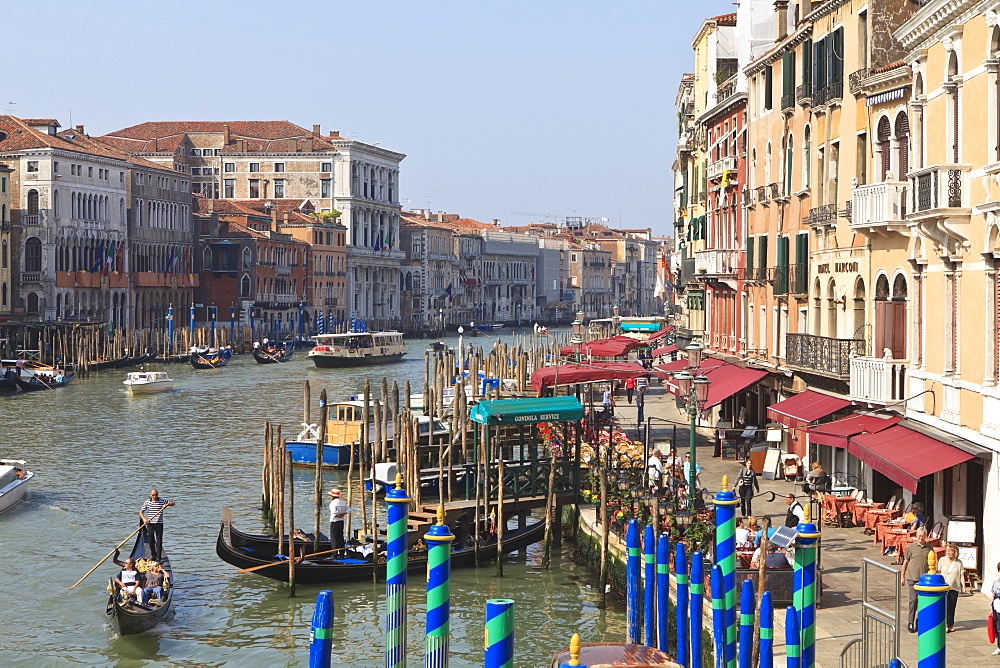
[738,578,755,668]
[711,565,726,668]
[308,590,334,668]
[644,525,656,646]
[209,304,217,348]
[298,301,304,343]
[166,303,174,353]
[188,302,195,337]
[229,304,235,343]
[656,533,670,653]
[785,605,800,668]
[689,551,704,668]
[484,599,514,668]
[675,541,689,667]
[626,519,642,644]
[249,304,256,339]
[759,591,774,668]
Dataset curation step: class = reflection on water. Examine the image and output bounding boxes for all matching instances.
[0,331,625,666]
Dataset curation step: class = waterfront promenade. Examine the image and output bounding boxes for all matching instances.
[613,382,999,666]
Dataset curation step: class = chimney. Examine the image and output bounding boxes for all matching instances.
[436,210,444,222]
[312,124,321,138]
[492,219,501,226]
[775,1,789,41]
[75,124,85,135]
[423,210,431,221]
[282,211,289,229]
[223,124,231,145]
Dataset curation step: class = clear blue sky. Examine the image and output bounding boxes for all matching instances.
[5,0,733,235]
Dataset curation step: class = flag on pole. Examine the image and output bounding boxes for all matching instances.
[102,240,115,276]
[445,284,453,303]
[91,240,104,273]
[115,240,125,273]
[164,245,178,276]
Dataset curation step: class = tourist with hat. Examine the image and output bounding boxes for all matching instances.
[328,488,350,552]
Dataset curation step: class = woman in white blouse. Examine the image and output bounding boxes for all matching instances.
[936,544,964,633]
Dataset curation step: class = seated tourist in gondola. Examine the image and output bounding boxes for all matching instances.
[141,562,168,603]
[114,558,146,604]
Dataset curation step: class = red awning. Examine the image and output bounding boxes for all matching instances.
[559,335,643,358]
[531,362,650,393]
[652,344,679,357]
[700,364,769,408]
[848,426,975,493]
[645,326,675,342]
[766,390,853,429]
[809,413,901,449]
[656,357,726,386]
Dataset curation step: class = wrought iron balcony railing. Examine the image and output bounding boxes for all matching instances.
[795,82,812,105]
[848,68,872,96]
[785,333,864,379]
[781,91,795,112]
[807,203,838,224]
[908,164,970,214]
[769,264,808,296]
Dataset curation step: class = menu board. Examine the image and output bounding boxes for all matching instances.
[761,447,783,480]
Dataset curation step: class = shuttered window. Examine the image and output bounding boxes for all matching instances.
[764,66,773,110]
[746,236,755,270]
[782,53,795,96]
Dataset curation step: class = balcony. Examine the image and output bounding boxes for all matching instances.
[795,82,812,105]
[276,266,291,275]
[807,203,838,225]
[707,156,738,182]
[785,333,864,379]
[21,272,41,284]
[851,181,908,236]
[812,80,843,107]
[768,183,782,201]
[908,164,970,216]
[742,188,752,206]
[849,356,908,404]
[22,214,40,226]
[781,91,795,113]
[325,297,339,306]
[769,264,808,296]
[736,266,767,283]
[757,186,769,204]
[848,68,872,96]
[695,249,739,277]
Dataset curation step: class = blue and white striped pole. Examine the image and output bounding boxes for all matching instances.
[759,591,774,668]
[657,533,670,653]
[738,579,755,668]
[188,302,196,337]
[309,590,334,668]
[690,551,704,668]
[675,541,689,667]
[644,524,656,646]
[626,519,642,645]
[209,304,217,348]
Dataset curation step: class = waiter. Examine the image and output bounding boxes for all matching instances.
[783,492,804,527]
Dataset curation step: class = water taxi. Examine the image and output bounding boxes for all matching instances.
[308,331,406,368]
[122,370,175,394]
[0,459,33,514]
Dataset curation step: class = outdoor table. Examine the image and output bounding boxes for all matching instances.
[823,494,856,523]
[853,501,885,526]
[737,550,754,569]
[874,518,908,546]
[865,507,900,532]
[881,528,912,562]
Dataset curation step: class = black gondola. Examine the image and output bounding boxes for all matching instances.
[253,340,295,364]
[152,353,191,364]
[14,370,75,391]
[216,514,545,585]
[190,346,233,369]
[105,531,174,635]
[87,352,156,372]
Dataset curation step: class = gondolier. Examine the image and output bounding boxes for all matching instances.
[328,488,350,551]
[139,489,175,561]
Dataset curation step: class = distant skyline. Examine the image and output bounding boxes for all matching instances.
[4,0,733,236]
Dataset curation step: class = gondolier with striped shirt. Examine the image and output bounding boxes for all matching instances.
[139,489,175,562]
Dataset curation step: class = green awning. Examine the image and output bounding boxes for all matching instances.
[468,396,584,425]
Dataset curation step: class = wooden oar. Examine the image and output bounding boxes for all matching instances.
[30,374,55,390]
[69,506,165,589]
[234,545,356,574]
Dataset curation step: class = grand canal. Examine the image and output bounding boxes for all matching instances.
[0,331,627,667]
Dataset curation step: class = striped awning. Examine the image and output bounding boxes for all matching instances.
[866,87,908,107]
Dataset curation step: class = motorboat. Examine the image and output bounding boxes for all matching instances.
[308,331,406,368]
[123,370,174,394]
[0,459,33,514]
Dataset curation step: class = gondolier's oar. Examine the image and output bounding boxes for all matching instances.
[234,545,355,573]
[261,348,281,362]
[68,505,166,589]
[30,374,55,390]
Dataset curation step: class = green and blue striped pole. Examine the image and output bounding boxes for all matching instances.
[690,551,704,668]
[713,476,739,667]
[785,606,800,668]
[559,633,587,668]
[759,591,774,668]
[645,524,656,646]
[710,565,726,668]
[794,507,821,668]
[626,519,642,644]
[309,590,334,668]
[915,552,949,668]
[657,533,670,653]
[385,476,410,668]
[484,599,514,668]
[675,541,689,667]
[738,578,755,668]
[425,505,454,668]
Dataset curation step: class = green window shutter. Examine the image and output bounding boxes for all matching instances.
[777,236,789,267]
[782,53,795,96]
[764,66,773,109]
[802,41,812,85]
[796,233,808,266]
[746,236,755,270]
[831,28,844,83]
[758,236,768,274]
[777,236,789,294]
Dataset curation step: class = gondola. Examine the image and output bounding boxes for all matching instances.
[189,346,233,369]
[87,352,156,371]
[216,513,546,585]
[253,340,294,364]
[152,353,191,364]
[14,370,75,391]
[105,530,174,635]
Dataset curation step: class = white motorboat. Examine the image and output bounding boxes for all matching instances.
[308,331,406,367]
[122,370,175,394]
[0,459,33,514]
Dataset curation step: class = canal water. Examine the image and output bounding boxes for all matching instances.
[0,330,627,667]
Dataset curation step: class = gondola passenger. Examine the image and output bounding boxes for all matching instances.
[115,558,146,604]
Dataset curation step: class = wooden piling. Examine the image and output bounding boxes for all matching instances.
[287,447,296,597]
[314,389,328,552]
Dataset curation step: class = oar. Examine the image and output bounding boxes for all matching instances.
[69,505,166,589]
[30,374,55,390]
[234,545,357,573]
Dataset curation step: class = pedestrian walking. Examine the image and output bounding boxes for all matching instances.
[937,544,965,632]
[901,527,933,633]
[635,386,646,427]
[735,459,759,516]
[625,377,636,404]
[988,561,1000,654]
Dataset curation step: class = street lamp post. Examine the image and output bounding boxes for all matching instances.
[675,343,710,510]
[458,326,465,375]
[439,308,444,337]
[571,312,584,361]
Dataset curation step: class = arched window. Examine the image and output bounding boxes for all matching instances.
[1,240,6,268]
[826,279,838,338]
[894,113,910,182]
[853,278,866,344]
[243,247,253,269]
[24,237,42,272]
[240,273,252,298]
[1,283,6,307]
[947,51,960,163]
[203,247,213,271]
[26,189,39,214]
[803,126,812,188]
[405,271,413,291]
[877,116,892,181]
[26,292,38,315]
[874,274,907,359]
[765,142,772,185]
[785,133,794,195]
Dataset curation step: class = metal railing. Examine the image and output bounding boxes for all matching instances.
[839,558,904,668]
[909,164,969,213]
[795,82,812,105]
[808,203,838,224]
[742,188,752,206]
[813,80,843,106]
[785,333,864,378]
[736,266,767,283]
[848,68,872,96]
[769,264,808,295]
[781,91,795,112]
[757,186,769,204]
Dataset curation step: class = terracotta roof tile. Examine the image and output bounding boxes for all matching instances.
[108,120,313,141]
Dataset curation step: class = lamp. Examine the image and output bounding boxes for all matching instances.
[685,343,704,369]
[674,371,693,396]
[675,510,694,527]
[694,374,711,403]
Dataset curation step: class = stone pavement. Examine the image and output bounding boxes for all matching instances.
[607,382,1000,666]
